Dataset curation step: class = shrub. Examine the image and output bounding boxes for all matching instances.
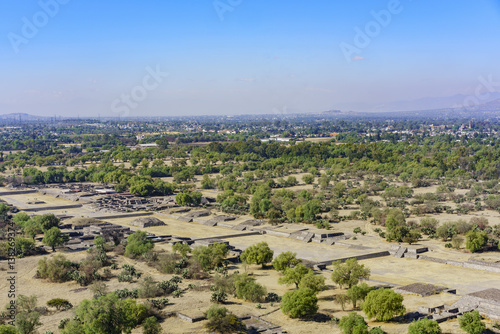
[211,290,228,304]
[339,312,368,334]
[234,274,267,302]
[361,288,405,322]
[205,305,245,334]
[138,276,162,298]
[58,318,70,329]
[281,288,318,319]
[465,230,488,253]
[37,255,74,282]
[142,316,162,334]
[147,298,169,310]
[265,293,281,303]
[459,311,485,334]
[47,298,72,311]
[124,231,154,258]
[331,258,370,289]
[114,288,139,299]
[240,242,274,268]
[192,243,228,272]
[408,318,441,334]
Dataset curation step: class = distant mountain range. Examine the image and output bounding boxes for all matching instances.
[0,113,49,121]
[322,94,500,117]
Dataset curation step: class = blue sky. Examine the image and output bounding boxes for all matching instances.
[0,0,499,117]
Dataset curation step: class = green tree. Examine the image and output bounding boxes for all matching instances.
[13,212,30,226]
[240,242,274,268]
[346,283,373,308]
[23,220,42,240]
[281,288,318,319]
[408,318,442,334]
[34,214,60,232]
[331,259,370,289]
[192,243,228,272]
[74,293,148,334]
[465,230,488,253]
[272,251,302,273]
[279,263,312,288]
[14,295,41,334]
[339,312,368,334]
[459,311,485,334]
[175,192,193,206]
[234,274,267,302]
[298,273,327,294]
[60,320,85,334]
[361,288,405,322]
[15,311,41,334]
[302,174,315,184]
[125,231,154,258]
[42,227,68,252]
[172,242,191,257]
[14,238,35,257]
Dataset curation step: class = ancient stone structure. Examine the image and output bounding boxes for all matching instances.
[129,217,166,228]
[395,283,449,297]
[452,288,500,320]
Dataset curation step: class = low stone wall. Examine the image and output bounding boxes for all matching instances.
[418,255,500,273]
[92,212,153,220]
[265,230,291,238]
[0,190,37,196]
[176,312,205,323]
[315,251,390,268]
[22,204,83,212]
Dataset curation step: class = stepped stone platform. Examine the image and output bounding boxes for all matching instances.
[395,283,448,297]
[452,288,500,320]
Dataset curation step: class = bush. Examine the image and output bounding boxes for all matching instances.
[211,290,228,304]
[58,318,70,329]
[234,274,267,302]
[361,288,405,322]
[158,279,178,295]
[37,255,74,282]
[459,311,485,334]
[138,276,162,298]
[124,231,154,258]
[114,288,139,299]
[265,292,281,303]
[142,316,162,334]
[147,298,169,309]
[465,230,488,253]
[46,298,72,311]
[192,243,228,272]
[339,312,368,334]
[408,318,441,334]
[205,305,245,334]
[172,243,191,257]
[331,258,370,289]
[240,242,274,268]
[281,288,318,319]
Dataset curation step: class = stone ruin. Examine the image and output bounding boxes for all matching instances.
[394,283,451,297]
[452,288,500,321]
[204,215,237,227]
[389,245,429,258]
[178,210,211,222]
[64,222,132,250]
[129,217,166,228]
[89,195,175,213]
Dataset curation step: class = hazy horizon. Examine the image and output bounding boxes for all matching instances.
[1,1,500,117]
